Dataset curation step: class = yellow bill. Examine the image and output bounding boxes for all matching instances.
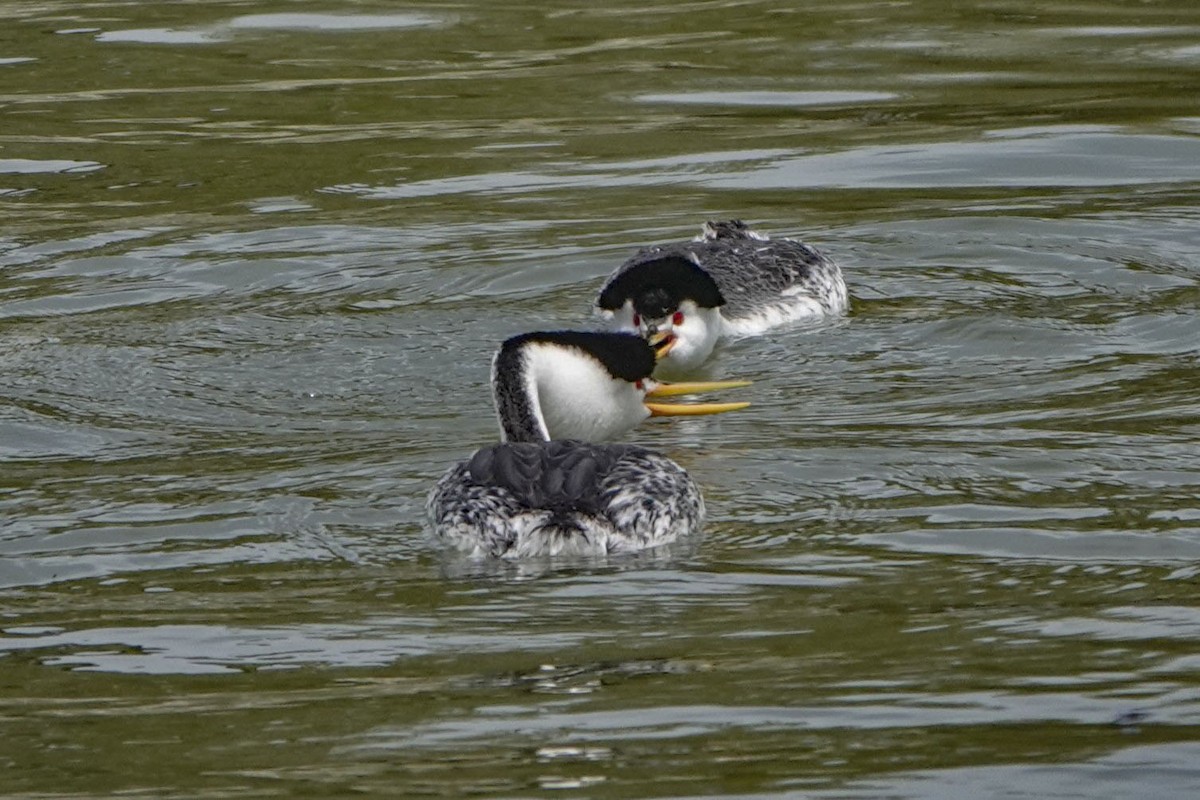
[645,379,752,398]
[647,400,751,417]
[649,331,676,359]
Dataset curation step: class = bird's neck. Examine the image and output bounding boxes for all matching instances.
[492,348,549,443]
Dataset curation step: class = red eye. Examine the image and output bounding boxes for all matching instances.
[672,311,684,325]
[635,380,644,390]
[632,313,641,327]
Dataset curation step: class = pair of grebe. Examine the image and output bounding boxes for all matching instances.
[427,221,848,558]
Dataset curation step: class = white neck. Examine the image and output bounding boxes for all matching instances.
[658,303,723,376]
[519,343,649,441]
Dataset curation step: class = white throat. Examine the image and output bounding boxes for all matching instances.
[523,343,649,441]
[601,300,723,377]
[658,303,723,377]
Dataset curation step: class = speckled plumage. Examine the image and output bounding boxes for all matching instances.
[599,219,848,334]
[427,332,719,559]
[427,439,703,559]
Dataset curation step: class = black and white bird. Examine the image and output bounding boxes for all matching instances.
[596,220,848,377]
[427,331,748,559]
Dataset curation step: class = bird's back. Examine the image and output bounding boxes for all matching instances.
[601,220,846,328]
[428,440,702,558]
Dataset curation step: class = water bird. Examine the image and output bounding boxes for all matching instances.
[596,220,848,376]
[427,331,749,559]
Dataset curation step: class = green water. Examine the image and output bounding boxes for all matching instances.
[3,1,1200,796]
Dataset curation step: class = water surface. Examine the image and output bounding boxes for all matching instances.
[2,1,1200,796]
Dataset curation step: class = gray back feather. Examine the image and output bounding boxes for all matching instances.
[467,440,636,514]
[599,220,842,319]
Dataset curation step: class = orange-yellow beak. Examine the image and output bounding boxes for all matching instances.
[646,400,750,417]
[649,330,676,360]
[644,378,751,417]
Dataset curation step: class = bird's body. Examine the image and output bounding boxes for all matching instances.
[426,331,746,559]
[429,439,702,559]
[597,220,848,375]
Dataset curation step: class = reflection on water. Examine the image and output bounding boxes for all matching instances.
[96,11,448,45]
[2,0,1200,796]
[0,158,104,174]
[634,90,901,106]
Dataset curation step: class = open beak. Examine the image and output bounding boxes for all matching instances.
[648,330,676,360]
[644,378,751,417]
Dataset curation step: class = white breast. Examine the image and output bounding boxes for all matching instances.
[523,343,648,441]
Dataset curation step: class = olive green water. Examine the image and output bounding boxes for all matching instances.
[3,1,1200,797]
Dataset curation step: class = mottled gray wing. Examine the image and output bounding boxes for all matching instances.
[428,441,637,556]
[685,236,838,319]
[427,461,529,556]
[597,448,704,549]
[427,441,704,556]
[466,440,633,515]
[598,229,839,320]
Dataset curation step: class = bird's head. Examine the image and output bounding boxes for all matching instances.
[597,255,725,376]
[492,331,748,443]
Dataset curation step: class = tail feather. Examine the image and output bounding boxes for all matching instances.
[700,220,769,242]
[509,512,605,557]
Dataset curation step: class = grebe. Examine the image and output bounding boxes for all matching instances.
[427,331,748,559]
[596,220,848,377]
